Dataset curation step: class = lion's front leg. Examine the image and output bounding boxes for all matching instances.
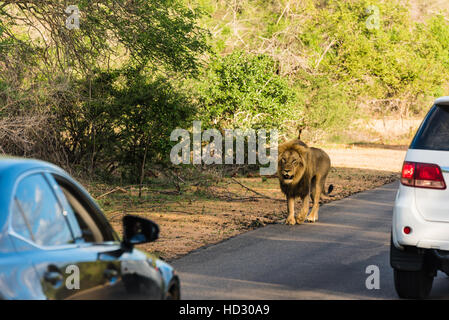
[296,194,310,224]
[285,196,296,225]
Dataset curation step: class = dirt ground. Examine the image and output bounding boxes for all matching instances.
[322,145,407,172]
[87,146,405,261]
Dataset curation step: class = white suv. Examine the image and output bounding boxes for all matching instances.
[391,96,449,299]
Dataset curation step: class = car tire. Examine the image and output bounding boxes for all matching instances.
[393,268,433,299]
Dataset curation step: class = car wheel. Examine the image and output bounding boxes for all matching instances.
[394,268,433,299]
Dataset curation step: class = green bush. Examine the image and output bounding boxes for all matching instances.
[197,51,299,130]
[52,69,195,182]
[196,0,449,136]
[115,71,195,181]
[292,0,449,118]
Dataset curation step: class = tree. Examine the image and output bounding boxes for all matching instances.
[0,0,209,176]
[0,0,209,76]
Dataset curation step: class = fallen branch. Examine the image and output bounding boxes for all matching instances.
[97,186,128,199]
[218,194,262,202]
[109,212,126,221]
[230,178,284,202]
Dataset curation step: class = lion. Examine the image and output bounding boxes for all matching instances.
[278,138,333,225]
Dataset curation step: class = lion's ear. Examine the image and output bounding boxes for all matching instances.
[278,144,286,155]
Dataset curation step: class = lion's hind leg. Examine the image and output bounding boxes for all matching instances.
[309,176,316,204]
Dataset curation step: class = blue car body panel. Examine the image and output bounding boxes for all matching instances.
[0,157,177,300]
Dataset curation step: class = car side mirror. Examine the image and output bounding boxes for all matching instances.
[122,215,159,248]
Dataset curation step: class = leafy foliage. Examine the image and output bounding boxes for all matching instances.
[0,0,209,75]
[197,51,298,130]
[196,0,449,137]
[2,0,449,179]
[52,69,194,180]
[0,0,207,180]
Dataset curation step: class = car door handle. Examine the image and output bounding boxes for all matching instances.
[104,268,118,281]
[44,270,64,287]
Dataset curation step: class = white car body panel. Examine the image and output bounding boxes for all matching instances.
[392,100,449,251]
[405,149,449,223]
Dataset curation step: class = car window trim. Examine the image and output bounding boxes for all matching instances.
[51,173,121,243]
[43,172,85,243]
[60,186,104,243]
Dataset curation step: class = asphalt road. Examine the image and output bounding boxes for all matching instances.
[173,181,449,299]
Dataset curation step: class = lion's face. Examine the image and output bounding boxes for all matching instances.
[278,149,306,185]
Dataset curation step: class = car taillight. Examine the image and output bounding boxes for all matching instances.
[401,161,446,189]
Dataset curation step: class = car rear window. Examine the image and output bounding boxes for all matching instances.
[410,105,449,151]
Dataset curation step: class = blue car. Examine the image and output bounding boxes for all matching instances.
[0,157,180,299]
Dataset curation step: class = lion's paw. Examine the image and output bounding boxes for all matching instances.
[295,217,305,225]
[285,217,296,225]
[306,217,318,223]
